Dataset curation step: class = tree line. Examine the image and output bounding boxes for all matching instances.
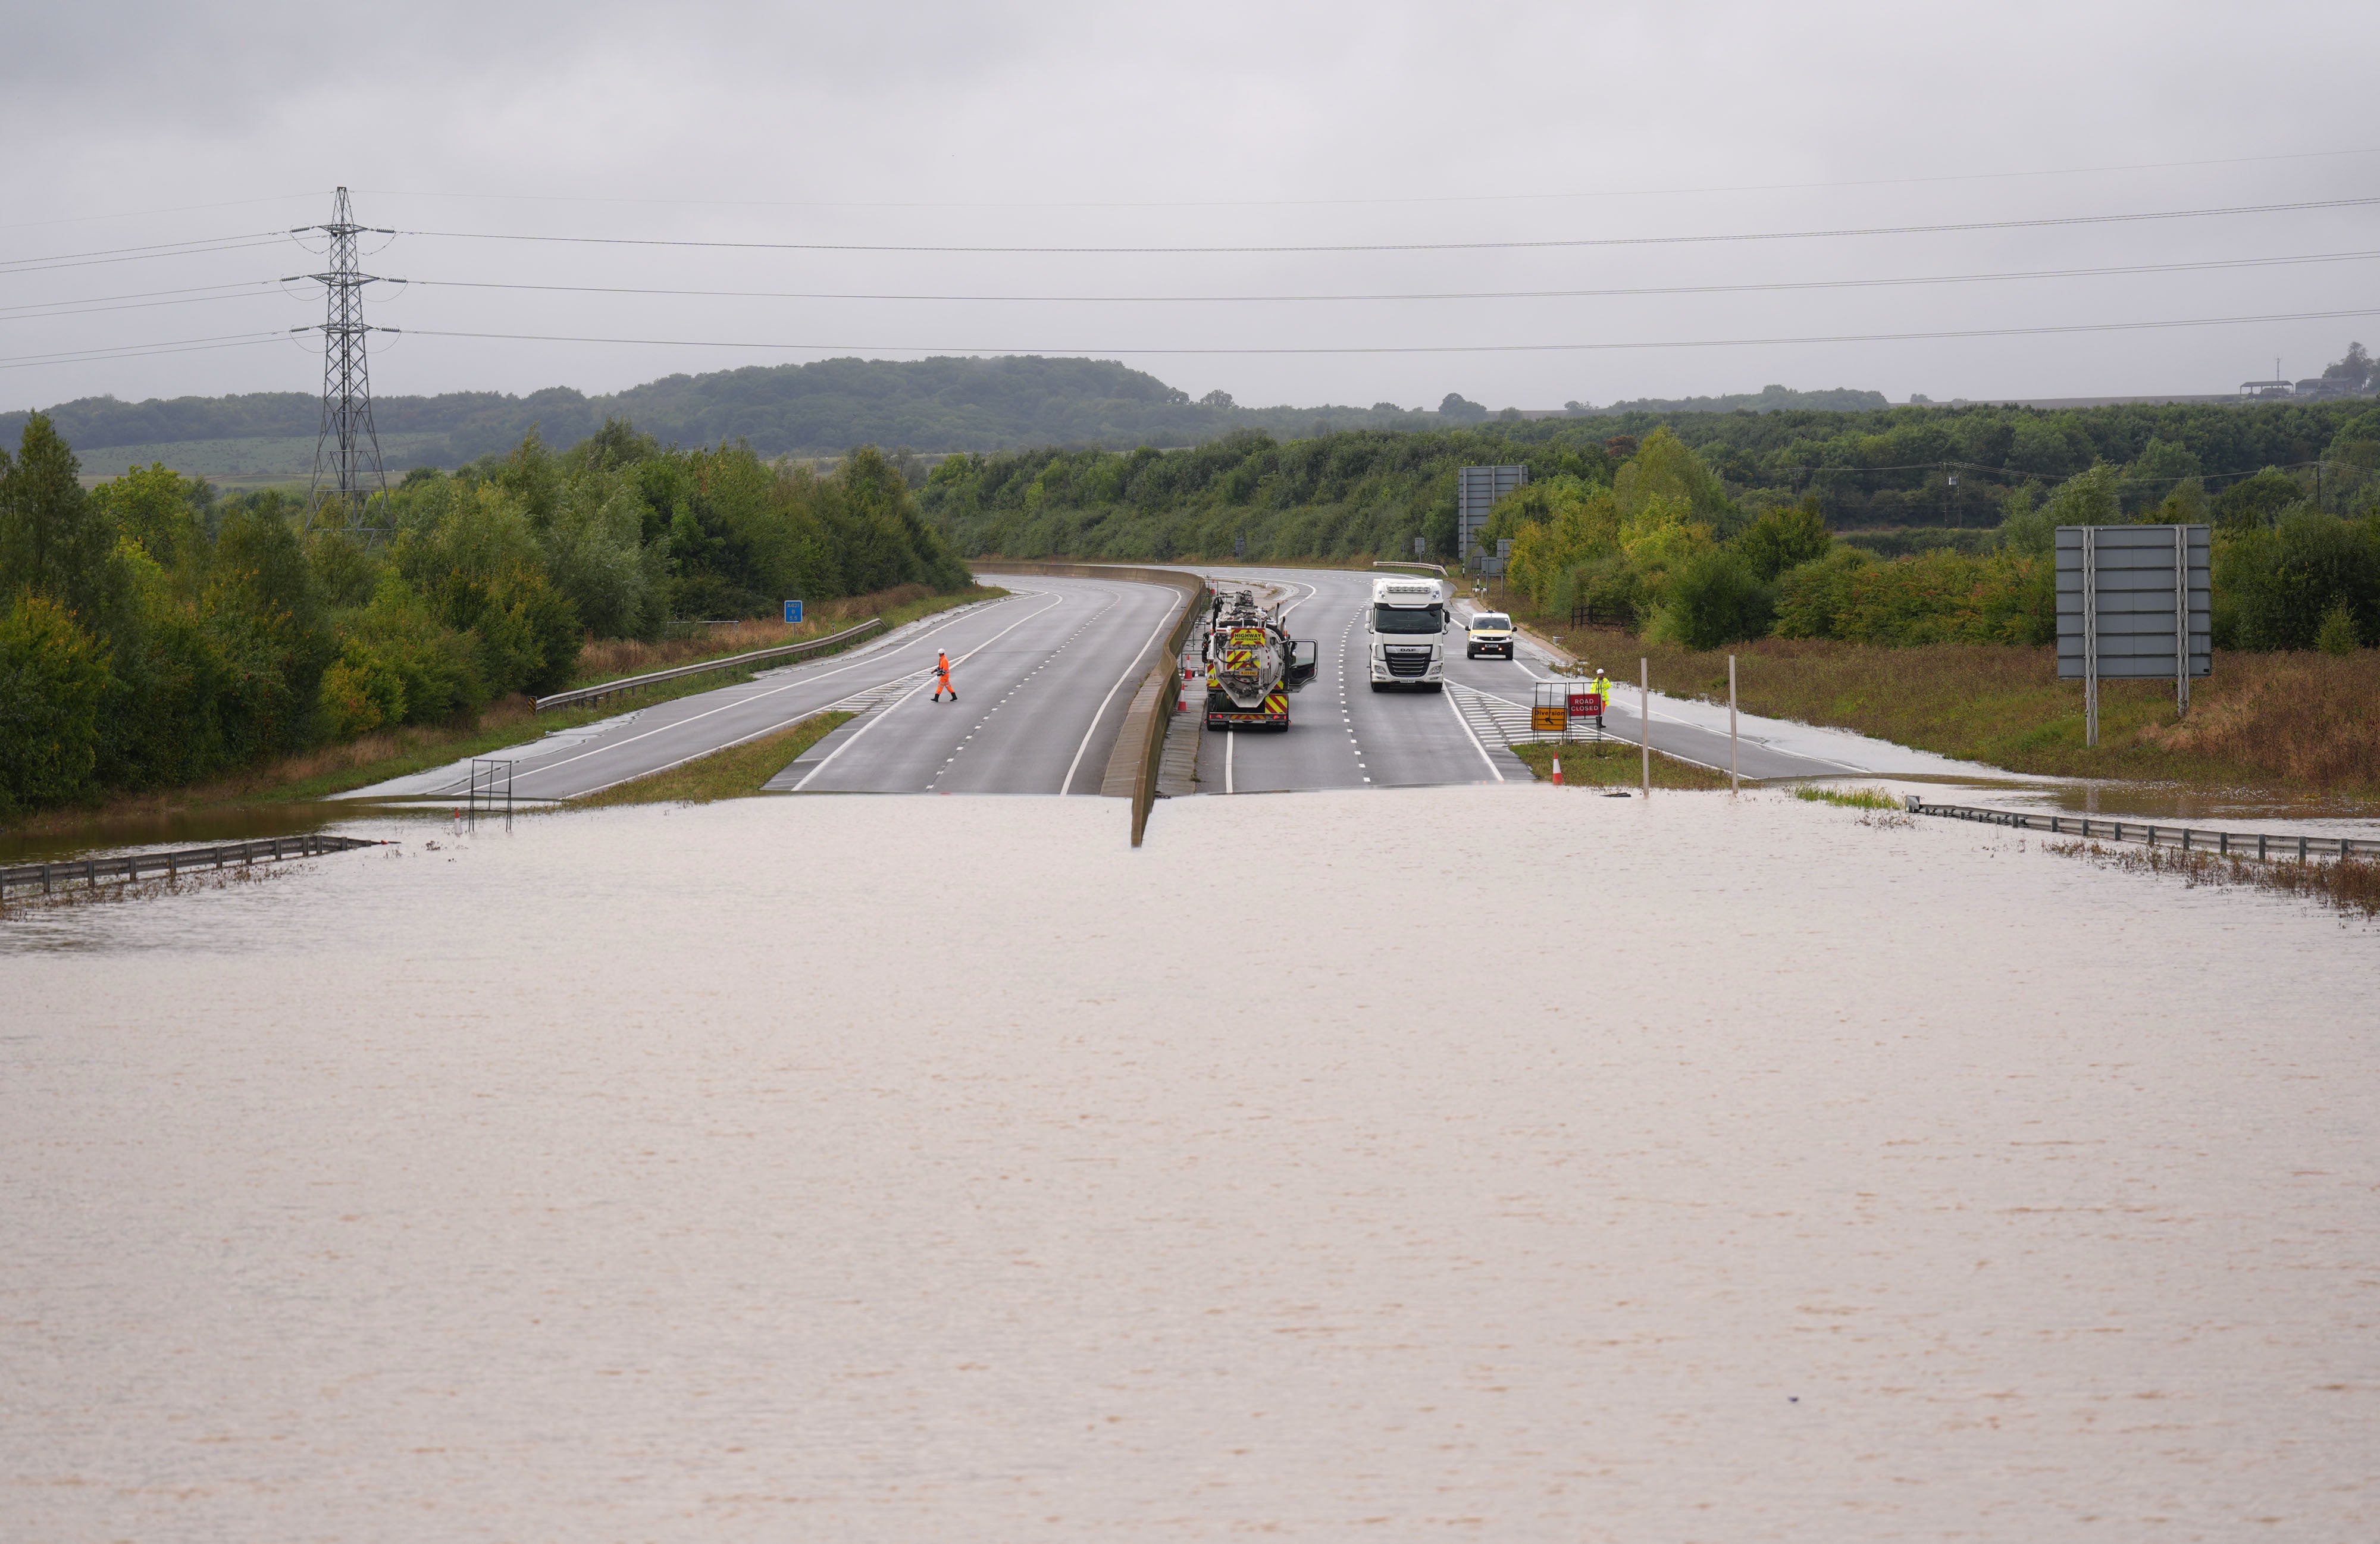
[919,411,2380,656]
[0,416,967,818]
[1488,421,2380,654]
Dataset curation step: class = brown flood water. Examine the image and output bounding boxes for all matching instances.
[4,787,2374,1540]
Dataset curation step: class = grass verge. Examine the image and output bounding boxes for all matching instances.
[568,584,1004,690]
[1510,740,1733,790]
[2044,838,2380,920]
[1535,622,2380,800]
[573,713,852,808]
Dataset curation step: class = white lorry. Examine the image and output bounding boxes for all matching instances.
[1367,574,1448,691]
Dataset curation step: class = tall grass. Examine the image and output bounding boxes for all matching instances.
[2044,838,2380,920]
[1792,785,1900,810]
[1548,623,2380,796]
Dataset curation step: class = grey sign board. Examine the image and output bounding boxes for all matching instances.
[2056,522,2210,743]
[1457,464,1527,568]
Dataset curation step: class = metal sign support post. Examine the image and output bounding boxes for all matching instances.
[2174,525,2190,718]
[1639,657,1651,798]
[1728,654,1740,795]
[2081,528,2099,748]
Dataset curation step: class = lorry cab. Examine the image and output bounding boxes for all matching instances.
[1465,611,1515,659]
[1368,575,1446,691]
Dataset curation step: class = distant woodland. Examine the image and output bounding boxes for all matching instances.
[6,357,1895,468]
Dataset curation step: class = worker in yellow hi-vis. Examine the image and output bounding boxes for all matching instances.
[1591,667,1612,730]
[932,650,956,703]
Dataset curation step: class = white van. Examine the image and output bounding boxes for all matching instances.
[1368,575,1447,690]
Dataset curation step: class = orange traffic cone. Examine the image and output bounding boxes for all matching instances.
[1551,754,1564,786]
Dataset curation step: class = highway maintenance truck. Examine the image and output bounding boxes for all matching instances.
[1201,588,1318,731]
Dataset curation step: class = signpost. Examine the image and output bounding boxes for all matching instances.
[2056,524,2210,746]
[1639,657,1651,797]
[783,600,804,625]
[1532,681,1568,737]
[1457,464,1527,572]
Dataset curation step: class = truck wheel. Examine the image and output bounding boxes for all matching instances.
[1425,681,1445,693]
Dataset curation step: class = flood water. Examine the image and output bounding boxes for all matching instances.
[4,787,2375,1540]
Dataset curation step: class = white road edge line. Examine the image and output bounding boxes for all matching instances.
[792,590,1070,792]
[1060,584,1178,796]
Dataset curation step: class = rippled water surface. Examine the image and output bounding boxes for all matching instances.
[5,787,2374,1540]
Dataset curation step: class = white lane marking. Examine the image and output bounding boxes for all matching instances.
[1061,582,1181,796]
[515,591,1042,788]
[1446,679,1506,782]
[792,591,1070,791]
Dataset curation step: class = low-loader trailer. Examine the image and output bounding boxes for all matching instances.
[1201,588,1318,731]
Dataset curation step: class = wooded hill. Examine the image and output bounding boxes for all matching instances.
[5,358,1892,471]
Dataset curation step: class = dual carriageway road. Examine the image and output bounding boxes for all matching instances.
[342,564,1857,806]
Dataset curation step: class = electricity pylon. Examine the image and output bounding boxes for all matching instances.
[294,187,396,540]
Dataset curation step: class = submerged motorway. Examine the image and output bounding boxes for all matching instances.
[344,563,1866,806]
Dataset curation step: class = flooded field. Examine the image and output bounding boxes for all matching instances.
[4,787,2374,1540]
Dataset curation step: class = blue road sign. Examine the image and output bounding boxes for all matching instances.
[784,600,803,624]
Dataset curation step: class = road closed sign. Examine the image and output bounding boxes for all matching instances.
[1568,689,1603,718]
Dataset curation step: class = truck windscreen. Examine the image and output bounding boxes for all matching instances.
[1373,604,1443,634]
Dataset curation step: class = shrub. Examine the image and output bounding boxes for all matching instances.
[1773,547,1871,640]
[2219,511,2380,651]
[318,642,409,738]
[2316,602,2362,655]
[1734,497,1831,581]
[1651,549,1773,649]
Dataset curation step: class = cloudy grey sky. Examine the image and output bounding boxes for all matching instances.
[5,0,2378,412]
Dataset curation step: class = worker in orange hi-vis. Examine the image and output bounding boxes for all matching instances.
[931,650,956,703]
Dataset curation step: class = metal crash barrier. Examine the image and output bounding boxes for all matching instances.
[1905,797,2376,863]
[0,834,389,903]
[534,618,885,713]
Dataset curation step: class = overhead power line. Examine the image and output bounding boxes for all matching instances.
[0,280,281,318]
[0,231,288,271]
[358,145,2380,212]
[397,193,2380,257]
[392,304,2380,356]
[0,193,330,234]
[0,331,292,370]
[408,248,2380,306]
[0,283,283,324]
[0,237,292,277]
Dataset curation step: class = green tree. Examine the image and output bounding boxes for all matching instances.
[0,412,118,625]
[1734,497,1831,580]
[2214,467,2303,531]
[0,594,109,814]
[1652,549,1773,649]
[2042,463,2120,528]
